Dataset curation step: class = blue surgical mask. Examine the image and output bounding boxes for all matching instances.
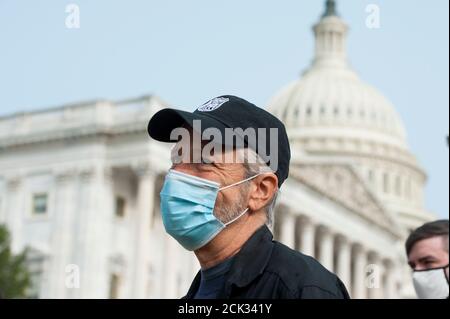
[160,169,260,251]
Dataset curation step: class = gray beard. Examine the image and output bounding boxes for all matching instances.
[215,187,249,225]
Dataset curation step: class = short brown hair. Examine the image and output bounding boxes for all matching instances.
[405,220,449,256]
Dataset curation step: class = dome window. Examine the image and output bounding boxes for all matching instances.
[368,169,374,183]
[395,176,402,196]
[347,107,353,118]
[360,110,365,119]
[405,178,411,198]
[383,172,390,194]
[333,107,339,117]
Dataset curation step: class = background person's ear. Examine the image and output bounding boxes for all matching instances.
[247,173,278,212]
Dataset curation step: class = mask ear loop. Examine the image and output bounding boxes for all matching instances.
[223,208,249,226]
[219,172,272,226]
[219,173,267,191]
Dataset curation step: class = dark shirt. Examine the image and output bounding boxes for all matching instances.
[184,225,350,299]
[194,256,235,299]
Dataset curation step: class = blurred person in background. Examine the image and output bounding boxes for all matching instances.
[406,220,449,299]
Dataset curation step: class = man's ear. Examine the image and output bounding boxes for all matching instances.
[247,173,278,212]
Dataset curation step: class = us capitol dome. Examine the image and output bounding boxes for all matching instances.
[267,0,434,232]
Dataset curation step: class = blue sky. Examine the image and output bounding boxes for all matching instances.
[0,0,448,218]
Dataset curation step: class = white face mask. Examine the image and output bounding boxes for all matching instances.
[412,265,449,299]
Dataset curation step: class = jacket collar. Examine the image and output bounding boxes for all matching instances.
[183,225,274,299]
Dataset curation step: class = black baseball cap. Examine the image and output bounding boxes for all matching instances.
[147,95,290,187]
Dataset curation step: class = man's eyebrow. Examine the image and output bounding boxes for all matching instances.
[194,162,218,170]
[418,256,436,263]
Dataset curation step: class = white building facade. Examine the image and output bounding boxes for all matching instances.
[0,96,199,298]
[0,1,435,298]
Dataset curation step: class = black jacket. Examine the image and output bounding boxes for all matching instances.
[183,225,350,299]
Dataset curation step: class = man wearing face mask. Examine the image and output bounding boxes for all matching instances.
[147,95,350,299]
[406,220,449,299]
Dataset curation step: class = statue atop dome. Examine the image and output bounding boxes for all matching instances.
[312,0,348,69]
[322,0,338,18]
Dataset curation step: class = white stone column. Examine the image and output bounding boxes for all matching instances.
[280,210,296,249]
[179,249,196,297]
[132,164,156,298]
[318,226,334,271]
[367,253,385,299]
[47,169,77,298]
[164,236,179,298]
[336,235,352,292]
[300,217,316,256]
[76,168,97,298]
[77,166,113,298]
[383,260,397,299]
[5,175,24,254]
[147,198,166,298]
[353,245,368,299]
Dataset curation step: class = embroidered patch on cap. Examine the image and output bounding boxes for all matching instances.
[197,97,229,112]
